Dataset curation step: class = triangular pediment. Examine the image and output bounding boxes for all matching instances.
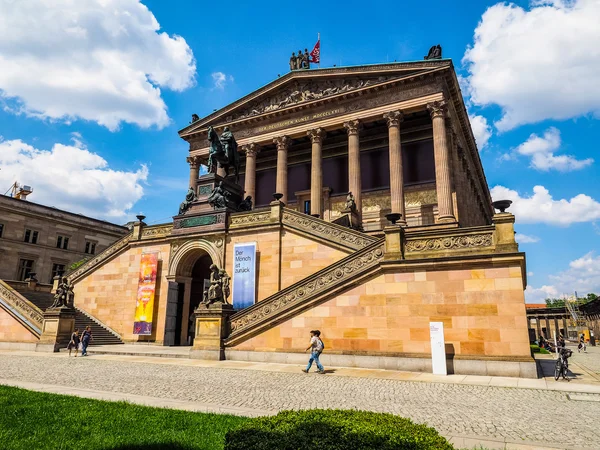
[179,60,451,138]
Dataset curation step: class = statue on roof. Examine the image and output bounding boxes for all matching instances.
[302,49,311,69]
[289,52,297,71]
[190,114,200,123]
[178,186,197,215]
[424,44,442,60]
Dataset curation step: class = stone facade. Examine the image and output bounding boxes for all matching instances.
[0,307,39,344]
[0,195,128,283]
[72,243,171,344]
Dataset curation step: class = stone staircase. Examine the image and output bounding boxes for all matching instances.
[74,307,123,346]
[226,237,385,346]
[3,282,123,346]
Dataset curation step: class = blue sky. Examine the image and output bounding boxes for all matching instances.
[0,0,598,301]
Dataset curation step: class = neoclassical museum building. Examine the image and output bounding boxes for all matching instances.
[0,58,535,377]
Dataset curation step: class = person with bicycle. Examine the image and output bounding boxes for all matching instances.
[555,347,573,381]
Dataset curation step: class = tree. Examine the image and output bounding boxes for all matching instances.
[545,298,565,308]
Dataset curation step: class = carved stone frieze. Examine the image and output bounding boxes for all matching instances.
[405,190,437,207]
[230,211,272,228]
[234,77,391,121]
[405,233,493,253]
[0,281,44,329]
[141,224,173,239]
[68,233,133,281]
[173,213,226,229]
[229,241,384,338]
[282,209,377,251]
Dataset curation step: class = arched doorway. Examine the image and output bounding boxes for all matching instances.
[165,246,216,346]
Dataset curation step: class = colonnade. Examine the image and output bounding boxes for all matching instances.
[187,100,457,224]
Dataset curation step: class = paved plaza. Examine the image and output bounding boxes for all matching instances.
[2,348,600,449]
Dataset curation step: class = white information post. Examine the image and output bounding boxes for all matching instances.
[430,321,447,375]
[232,242,257,310]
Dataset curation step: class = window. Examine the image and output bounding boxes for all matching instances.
[84,241,96,255]
[24,229,39,244]
[0,223,4,238]
[56,235,69,250]
[50,264,66,283]
[18,259,34,281]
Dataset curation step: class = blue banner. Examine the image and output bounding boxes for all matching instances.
[232,242,256,310]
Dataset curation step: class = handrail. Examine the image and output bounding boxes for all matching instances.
[68,231,133,282]
[227,238,385,345]
[282,208,378,251]
[0,280,43,337]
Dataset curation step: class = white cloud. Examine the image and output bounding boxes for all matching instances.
[528,272,534,277]
[512,127,593,171]
[463,0,600,131]
[491,185,600,226]
[0,0,196,130]
[469,114,492,150]
[515,233,540,243]
[211,72,234,90]
[526,252,600,302]
[0,137,147,220]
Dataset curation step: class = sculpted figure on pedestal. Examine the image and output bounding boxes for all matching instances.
[424,44,442,60]
[289,52,297,71]
[345,192,357,211]
[207,126,241,183]
[178,186,197,215]
[200,264,231,305]
[238,195,253,211]
[49,277,74,309]
[208,181,230,209]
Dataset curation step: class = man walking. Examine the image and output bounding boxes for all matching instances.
[303,330,325,374]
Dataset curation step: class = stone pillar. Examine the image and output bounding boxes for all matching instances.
[383,111,406,225]
[427,100,456,223]
[190,303,235,360]
[383,225,405,261]
[308,128,326,217]
[493,212,518,253]
[554,317,560,339]
[274,136,291,204]
[536,316,542,339]
[562,317,568,338]
[344,120,362,223]
[36,308,76,352]
[243,143,260,204]
[186,156,200,192]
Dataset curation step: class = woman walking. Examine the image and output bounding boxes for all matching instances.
[302,330,325,374]
[81,326,93,356]
[67,328,80,357]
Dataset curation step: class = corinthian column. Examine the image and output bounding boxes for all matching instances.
[243,143,260,203]
[186,156,200,192]
[274,136,291,205]
[308,128,326,217]
[343,120,362,221]
[427,100,456,223]
[383,111,406,225]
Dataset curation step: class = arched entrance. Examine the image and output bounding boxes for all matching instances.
[166,239,222,346]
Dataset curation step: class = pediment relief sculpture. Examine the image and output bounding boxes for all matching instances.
[230,76,395,121]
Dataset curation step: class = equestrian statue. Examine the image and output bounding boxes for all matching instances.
[207,126,241,183]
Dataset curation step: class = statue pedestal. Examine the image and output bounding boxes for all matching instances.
[36,307,76,352]
[172,173,244,236]
[332,208,361,231]
[190,303,235,360]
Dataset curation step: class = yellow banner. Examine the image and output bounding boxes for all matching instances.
[133,252,158,335]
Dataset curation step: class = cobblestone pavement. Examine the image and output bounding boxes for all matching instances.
[2,353,600,448]
[570,344,600,376]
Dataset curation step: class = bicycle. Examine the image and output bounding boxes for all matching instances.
[554,348,573,381]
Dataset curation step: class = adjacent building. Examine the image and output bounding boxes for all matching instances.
[0,195,129,283]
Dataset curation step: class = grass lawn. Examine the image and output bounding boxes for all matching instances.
[0,385,248,450]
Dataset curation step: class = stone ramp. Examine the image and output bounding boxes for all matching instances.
[226,238,385,346]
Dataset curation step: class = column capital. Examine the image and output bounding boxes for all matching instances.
[242,142,261,157]
[427,100,448,119]
[186,155,201,167]
[343,119,362,136]
[383,111,404,128]
[307,127,326,144]
[273,135,291,150]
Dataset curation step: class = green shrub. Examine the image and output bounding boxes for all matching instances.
[530,344,541,353]
[539,347,551,354]
[224,409,453,450]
